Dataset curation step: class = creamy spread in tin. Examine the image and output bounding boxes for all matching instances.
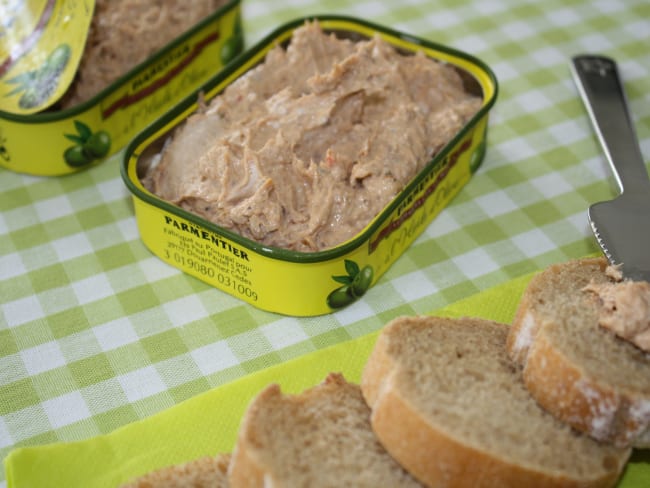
[61,0,229,107]
[144,22,482,251]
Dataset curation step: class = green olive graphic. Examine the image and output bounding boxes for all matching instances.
[63,121,112,167]
[9,44,72,109]
[83,131,111,158]
[64,145,92,167]
[327,285,355,309]
[45,44,71,76]
[327,260,375,309]
[351,265,374,297]
[18,88,41,109]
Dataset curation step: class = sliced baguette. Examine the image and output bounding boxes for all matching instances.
[506,257,650,447]
[361,315,630,488]
[120,453,230,487]
[228,372,424,488]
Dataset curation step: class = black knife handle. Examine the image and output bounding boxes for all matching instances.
[570,54,650,195]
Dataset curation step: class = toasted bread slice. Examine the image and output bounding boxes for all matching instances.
[228,373,423,488]
[120,453,230,487]
[362,315,630,488]
[507,257,650,447]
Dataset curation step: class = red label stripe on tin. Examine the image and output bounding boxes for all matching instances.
[100,30,221,119]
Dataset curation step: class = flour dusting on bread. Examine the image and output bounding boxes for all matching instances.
[508,257,650,448]
[509,311,536,361]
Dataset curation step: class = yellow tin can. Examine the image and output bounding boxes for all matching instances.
[121,15,498,316]
[0,0,242,176]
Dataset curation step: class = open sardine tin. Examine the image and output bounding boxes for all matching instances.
[122,16,498,317]
[0,0,242,176]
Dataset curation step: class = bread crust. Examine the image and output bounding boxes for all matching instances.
[362,316,629,488]
[120,453,231,488]
[507,258,606,361]
[523,321,649,447]
[229,373,424,487]
[371,381,625,488]
[228,384,281,488]
[507,258,650,448]
[506,274,545,364]
[229,442,268,488]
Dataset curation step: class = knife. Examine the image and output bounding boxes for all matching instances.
[570,54,650,282]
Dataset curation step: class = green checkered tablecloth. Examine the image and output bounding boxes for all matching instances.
[1,0,649,485]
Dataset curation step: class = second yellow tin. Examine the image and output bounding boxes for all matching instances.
[0,0,242,176]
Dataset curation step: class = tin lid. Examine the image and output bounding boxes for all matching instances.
[0,0,94,114]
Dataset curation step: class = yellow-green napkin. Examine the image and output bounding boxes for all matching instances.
[5,273,649,487]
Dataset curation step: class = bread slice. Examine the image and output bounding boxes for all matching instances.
[506,257,650,447]
[361,315,630,488]
[120,452,230,487]
[228,372,424,488]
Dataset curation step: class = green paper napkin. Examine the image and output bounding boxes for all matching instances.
[5,272,649,487]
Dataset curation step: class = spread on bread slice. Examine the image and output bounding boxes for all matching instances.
[507,257,650,448]
[583,272,650,353]
[362,315,630,488]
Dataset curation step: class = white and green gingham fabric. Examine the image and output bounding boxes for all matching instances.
[1,0,649,485]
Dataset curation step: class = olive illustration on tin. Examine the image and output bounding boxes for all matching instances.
[351,264,373,297]
[84,131,111,158]
[326,260,374,309]
[64,145,90,167]
[4,44,71,110]
[45,44,72,74]
[63,120,112,167]
[327,285,356,309]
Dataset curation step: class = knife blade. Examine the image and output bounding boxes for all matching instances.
[570,54,650,282]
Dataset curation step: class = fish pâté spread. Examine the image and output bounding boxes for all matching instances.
[60,0,231,107]
[144,21,482,252]
[584,267,650,352]
[124,16,497,315]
